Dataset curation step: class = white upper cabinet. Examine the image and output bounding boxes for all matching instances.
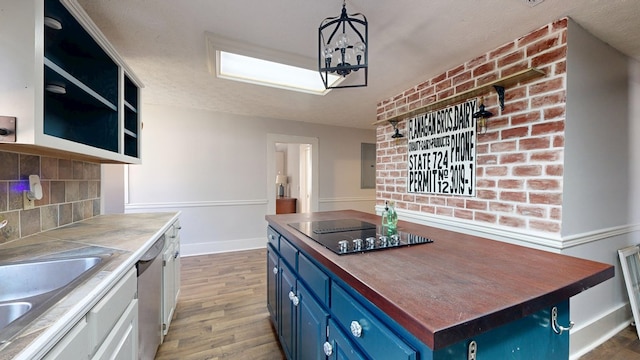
[0,0,142,163]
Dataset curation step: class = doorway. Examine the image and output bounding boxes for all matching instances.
[267,134,318,214]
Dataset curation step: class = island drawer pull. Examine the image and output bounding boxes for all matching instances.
[350,320,363,338]
[288,291,299,306]
[551,306,574,335]
[323,341,333,356]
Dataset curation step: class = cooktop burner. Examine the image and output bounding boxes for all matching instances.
[288,219,433,255]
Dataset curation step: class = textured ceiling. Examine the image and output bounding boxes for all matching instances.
[77,0,640,129]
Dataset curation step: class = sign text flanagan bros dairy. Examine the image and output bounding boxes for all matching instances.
[407,99,477,196]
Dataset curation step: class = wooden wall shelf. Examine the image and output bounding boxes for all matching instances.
[373,68,545,125]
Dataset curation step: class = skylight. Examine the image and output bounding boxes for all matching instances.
[216,51,342,95]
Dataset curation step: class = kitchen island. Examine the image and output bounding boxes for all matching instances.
[0,212,180,360]
[266,210,614,359]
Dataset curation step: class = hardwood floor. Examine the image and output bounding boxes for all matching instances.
[156,249,637,360]
[579,325,640,359]
[155,249,284,360]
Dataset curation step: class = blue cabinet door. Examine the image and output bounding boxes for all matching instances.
[280,262,297,359]
[296,283,329,360]
[267,246,279,328]
[327,319,366,360]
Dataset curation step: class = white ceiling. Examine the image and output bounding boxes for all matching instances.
[77,0,640,130]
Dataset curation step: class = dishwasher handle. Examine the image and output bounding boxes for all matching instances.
[139,235,166,263]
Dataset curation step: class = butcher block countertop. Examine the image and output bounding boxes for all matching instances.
[265,210,614,350]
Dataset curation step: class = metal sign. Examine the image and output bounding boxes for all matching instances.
[407,99,477,196]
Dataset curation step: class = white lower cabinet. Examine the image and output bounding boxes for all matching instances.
[162,220,181,339]
[42,268,138,360]
[91,299,138,360]
[42,318,90,360]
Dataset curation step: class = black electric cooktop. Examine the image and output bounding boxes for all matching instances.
[288,219,433,255]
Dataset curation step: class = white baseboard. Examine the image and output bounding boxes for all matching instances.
[180,237,266,257]
[569,303,633,359]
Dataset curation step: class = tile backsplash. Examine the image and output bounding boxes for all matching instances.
[0,150,101,245]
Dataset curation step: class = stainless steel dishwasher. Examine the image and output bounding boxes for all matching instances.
[137,235,165,360]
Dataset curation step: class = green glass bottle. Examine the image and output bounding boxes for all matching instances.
[387,201,398,234]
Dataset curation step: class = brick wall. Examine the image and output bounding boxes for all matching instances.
[376,18,568,234]
[0,150,101,245]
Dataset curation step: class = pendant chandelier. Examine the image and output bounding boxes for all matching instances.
[318,1,368,89]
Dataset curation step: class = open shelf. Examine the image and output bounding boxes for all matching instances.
[44,59,117,111]
[123,74,140,158]
[44,0,118,106]
[373,68,545,125]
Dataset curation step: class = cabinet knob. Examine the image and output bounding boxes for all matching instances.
[273,267,278,275]
[288,291,299,306]
[350,320,363,338]
[173,251,180,259]
[323,341,333,356]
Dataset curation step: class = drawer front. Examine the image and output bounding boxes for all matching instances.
[279,237,298,270]
[43,317,90,360]
[91,299,138,360]
[327,318,366,360]
[88,267,137,354]
[267,226,280,250]
[298,253,330,306]
[331,283,416,360]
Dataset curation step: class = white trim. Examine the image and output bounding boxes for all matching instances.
[319,197,375,204]
[180,237,265,257]
[569,303,632,359]
[125,199,268,211]
[381,205,640,251]
[382,205,564,251]
[562,223,640,248]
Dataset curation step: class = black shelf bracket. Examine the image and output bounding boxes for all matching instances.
[493,85,505,111]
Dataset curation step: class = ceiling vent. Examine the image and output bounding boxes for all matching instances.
[521,0,544,7]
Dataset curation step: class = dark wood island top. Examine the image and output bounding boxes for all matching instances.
[265,210,614,350]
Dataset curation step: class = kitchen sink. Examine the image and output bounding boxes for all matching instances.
[0,302,32,331]
[0,256,103,302]
[0,253,115,345]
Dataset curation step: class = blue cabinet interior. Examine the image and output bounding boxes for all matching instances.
[42,0,139,158]
[266,226,570,360]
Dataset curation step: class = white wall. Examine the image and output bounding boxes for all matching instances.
[561,19,640,358]
[124,103,376,255]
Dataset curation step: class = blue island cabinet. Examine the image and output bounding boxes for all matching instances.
[266,226,571,360]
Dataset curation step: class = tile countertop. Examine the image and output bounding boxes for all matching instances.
[0,212,180,360]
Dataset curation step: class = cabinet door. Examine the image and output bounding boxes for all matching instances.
[173,228,181,302]
[279,262,297,359]
[267,246,279,328]
[91,299,138,360]
[88,268,137,355]
[296,283,329,360]
[162,241,176,336]
[327,319,366,360]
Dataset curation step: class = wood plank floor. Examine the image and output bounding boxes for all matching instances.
[156,249,638,360]
[155,249,284,360]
